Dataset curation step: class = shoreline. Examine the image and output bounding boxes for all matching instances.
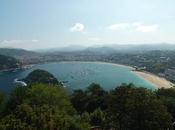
[59,61,135,70]
[34,61,175,89]
[0,61,134,72]
[1,60,173,89]
[133,70,174,89]
[0,67,21,73]
[59,61,174,89]
[0,64,35,73]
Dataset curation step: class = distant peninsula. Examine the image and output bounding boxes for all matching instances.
[0,55,21,72]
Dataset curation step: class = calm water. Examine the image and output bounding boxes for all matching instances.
[0,62,155,93]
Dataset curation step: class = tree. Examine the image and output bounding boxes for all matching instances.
[156,88,175,121]
[24,69,61,86]
[0,92,4,105]
[85,83,108,113]
[5,86,28,114]
[0,92,4,117]
[0,84,90,130]
[89,108,106,127]
[71,83,108,113]
[107,84,172,130]
[71,89,88,114]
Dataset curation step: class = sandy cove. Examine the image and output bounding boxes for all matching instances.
[133,71,174,89]
[60,61,173,89]
[21,61,174,89]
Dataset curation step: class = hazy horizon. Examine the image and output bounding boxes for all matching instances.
[1,0,175,50]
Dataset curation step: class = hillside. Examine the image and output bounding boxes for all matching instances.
[0,48,40,58]
[0,55,21,71]
[24,69,61,86]
[0,48,43,64]
[0,83,174,129]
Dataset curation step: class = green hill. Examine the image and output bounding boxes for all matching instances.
[24,69,61,86]
[0,55,21,71]
[0,48,42,64]
[0,48,38,57]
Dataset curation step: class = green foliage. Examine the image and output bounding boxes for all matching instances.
[107,85,172,130]
[5,86,28,114]
[25,84,74,114]
[0,83,174,130]
[0,92,4,105]
[24,69,61,86]
[71,83,173,130]
[0,84,90,130]
[71,89,88,114]
[0,55,21,70]
[89,108,106,127]
[71,83,108,113]
[0,92,4,116]
[156,88,175,121]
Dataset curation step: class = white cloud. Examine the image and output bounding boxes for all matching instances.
[70,23,85,32]
[108,22,159,33]
[136,25,158,32]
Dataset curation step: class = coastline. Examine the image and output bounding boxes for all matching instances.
[0,64,35,73]
[133,70,174,89]
[0,67,21,73]
[1,60,173,89]
[59,61,135,70]
[37,61,175,89]
[61,61,174,89]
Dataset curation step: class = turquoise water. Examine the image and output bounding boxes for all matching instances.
[0,62,155,93]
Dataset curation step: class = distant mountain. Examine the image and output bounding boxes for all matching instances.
[84,46,116,54]
[108,43,175,52]
[83,43,175,53]
[0,55,21,71]
[0,48,39,57]
[1,44,175,65]
[36,43,175,54]
[0,48,42,64]
[36,45,87,53]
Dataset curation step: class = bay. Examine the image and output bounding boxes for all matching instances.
[0,62,155,93]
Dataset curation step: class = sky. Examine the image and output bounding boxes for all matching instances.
[0,0,175,50]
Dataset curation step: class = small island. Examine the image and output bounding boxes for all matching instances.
[23,69,62,86]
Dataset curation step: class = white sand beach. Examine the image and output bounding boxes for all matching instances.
[134,71,174,89]
[56,61,174,89]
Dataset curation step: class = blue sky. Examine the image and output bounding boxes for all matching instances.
[0,0,175,50]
